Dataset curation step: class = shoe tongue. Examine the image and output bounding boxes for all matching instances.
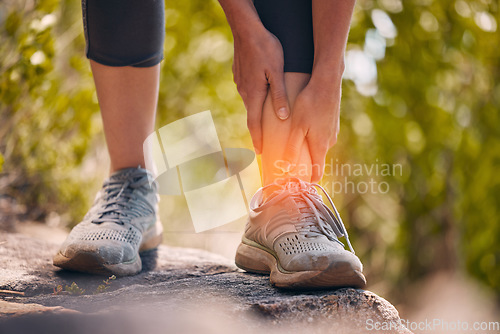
[282,181,322,219]
[292,193,315,216]
[283,179,313,207]
[261,178,307,205]
[98,169,143,222]
[284,178,309,192]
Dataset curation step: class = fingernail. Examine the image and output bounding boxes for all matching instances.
[277,107,289,120]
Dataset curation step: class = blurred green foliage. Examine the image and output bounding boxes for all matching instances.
[334,0,500,302]
[0,0,498,302]
[0,0,100,221]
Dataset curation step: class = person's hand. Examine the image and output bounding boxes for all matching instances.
[281,78,341,182]
[232,26,290,154]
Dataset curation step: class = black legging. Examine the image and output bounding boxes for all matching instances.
[254,0,313,73]
[82,0,313,73]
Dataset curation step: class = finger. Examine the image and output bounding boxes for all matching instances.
[281,127,306,174]
[328,131,338,148]
[232,53,240,85]
[268,71,290,120]
[245,92,267,154]
[329,121,340,148]
[308,135,329,183]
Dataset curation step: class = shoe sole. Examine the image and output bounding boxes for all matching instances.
[53,220,163,276]
[235,240,367,289]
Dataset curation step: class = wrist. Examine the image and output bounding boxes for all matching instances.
[219,0,266,40]
[310,59,345,90]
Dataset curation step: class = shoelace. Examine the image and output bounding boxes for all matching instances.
[250,178,355,253]
[92,170,155,225]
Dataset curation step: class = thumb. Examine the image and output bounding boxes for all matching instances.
[280,127,305,174]
[268,71,290,120]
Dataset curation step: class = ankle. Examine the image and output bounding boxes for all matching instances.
[109,163,143,175]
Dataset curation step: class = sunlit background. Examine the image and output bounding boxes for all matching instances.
[1,0,499,329]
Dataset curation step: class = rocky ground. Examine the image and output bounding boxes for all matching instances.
[0,221,412,334]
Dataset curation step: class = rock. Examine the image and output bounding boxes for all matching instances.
[0,300,78,317]
[0,231,412,334]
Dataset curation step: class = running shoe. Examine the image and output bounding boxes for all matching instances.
[235,178,366,289]
[53,167,162,276]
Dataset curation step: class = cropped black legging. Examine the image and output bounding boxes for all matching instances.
[82,0,313,73]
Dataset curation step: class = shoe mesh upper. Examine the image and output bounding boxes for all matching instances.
[62,167,158,250]
[75,226,141,246]
[277,234,332,255]
[250,178,355,253]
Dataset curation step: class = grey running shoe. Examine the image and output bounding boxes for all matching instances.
[235,178,366,289]
[53,167,163,276]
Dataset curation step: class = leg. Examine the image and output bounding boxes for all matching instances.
[53,0,165,276]
[261,73,313,187]
[83,0,165,173]
[255,0,316,188]
[235,0,366,289]
[238,73,366,287]
[91,61,160,172]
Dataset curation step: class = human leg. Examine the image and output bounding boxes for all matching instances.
[83,0,165,173]
[261,73,313,188]
[238,72,366,289]
[91,61,160,172]
[53,0,165,275]
[255,0,315,187]
[235,0,366,289]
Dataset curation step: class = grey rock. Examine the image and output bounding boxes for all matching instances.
[0,231,412,334]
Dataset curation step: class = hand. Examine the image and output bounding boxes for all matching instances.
[232,26,290,154]
[281,78,341,182]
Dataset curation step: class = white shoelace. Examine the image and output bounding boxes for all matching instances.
[92,170,155,225]
[250,178,355,253]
